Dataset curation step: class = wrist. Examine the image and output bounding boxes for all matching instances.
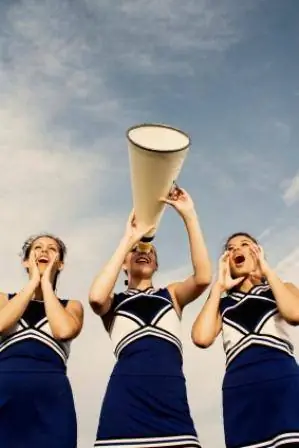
[41,277,53,289]
[29,277,40,289]
[120,234,136,253]
[262,266,274,281]
[213,281,225,295]
[182,209,198,223]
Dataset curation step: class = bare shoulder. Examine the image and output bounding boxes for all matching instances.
[0,292,9,310]
[0,292,9,302]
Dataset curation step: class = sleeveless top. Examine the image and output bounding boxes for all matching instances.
[220,283,295,375]
[104,287,183,376]
[0,294,71,372]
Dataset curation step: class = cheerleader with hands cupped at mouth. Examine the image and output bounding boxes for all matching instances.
[0,234,83,448]
[192,232,299,448]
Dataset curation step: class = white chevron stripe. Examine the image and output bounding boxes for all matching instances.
[254,309,277,332]
[242,432,299,448]
[222,317,249,335]
[115,327,182,358]
[116,311,146,326]
[94,434,201,447]
[35,317,49,329]
[19,318,29,329]
[151,304,173,325]
[226,334,294,366]
[0,329,68,363]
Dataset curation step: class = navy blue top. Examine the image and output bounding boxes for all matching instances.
[220,283,297,386]
[0,294,70,372]
[104,287,184,376]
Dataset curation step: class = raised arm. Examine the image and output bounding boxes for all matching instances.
[0,252,40,333]
[191,282,222,348]
[41,255,84,341]
[89,212,154,316]
[251,245,299,324]
[192,252,245,348]
[164,187,212,310]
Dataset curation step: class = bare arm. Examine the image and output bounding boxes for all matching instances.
[42,279,84,340]
[168,211,212,310]
[89,235,135,316]
[0,279,39,333]
[191,282,222,348]
[89,212,154,316]
[251,245,299,324]
[192,252,244,349]
[265,271,299,323]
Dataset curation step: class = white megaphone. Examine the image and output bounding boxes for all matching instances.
[127,123,190,243]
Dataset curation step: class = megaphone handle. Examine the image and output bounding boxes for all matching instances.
[169,180,179,195]
[141,235,154,243]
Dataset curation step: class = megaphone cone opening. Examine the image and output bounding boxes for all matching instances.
[127,123,190,153]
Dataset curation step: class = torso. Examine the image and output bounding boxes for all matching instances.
[103,287,184,376]
[0,294,70,372]
[220,283,294,371]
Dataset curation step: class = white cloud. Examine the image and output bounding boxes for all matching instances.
[281,172,299,206]
[82,0,262,77]
[275,247,299,285]
[1,1,294,448]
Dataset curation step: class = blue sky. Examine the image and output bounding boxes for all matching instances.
[0,1,299,447]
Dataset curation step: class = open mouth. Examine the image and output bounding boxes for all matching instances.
[136,256,150,264]
[38,257,49,264]
[234,254,245,265]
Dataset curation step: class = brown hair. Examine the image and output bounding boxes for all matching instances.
[21,233,67,289]
[224,232,258,251]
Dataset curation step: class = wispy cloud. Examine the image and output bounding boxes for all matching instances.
[281,172,299,206]
[275,247,299,284]
[1,1,299,447]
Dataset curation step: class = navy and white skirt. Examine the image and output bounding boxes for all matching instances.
[94,374,201,448]
[222,353,299,448]
[0,371,77,448]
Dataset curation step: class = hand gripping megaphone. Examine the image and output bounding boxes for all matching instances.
[127,123,190,243]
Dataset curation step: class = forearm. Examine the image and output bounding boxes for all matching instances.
[184,211,212,285]
[191,282,222,347]
[89,235,134,307]
[265,269,299,322]
[0,280,37,332]
[42,281,78,340]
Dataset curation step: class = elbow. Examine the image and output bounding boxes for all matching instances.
[89,294,110,316]
[283,313,299,326]
[194,273,212,291]
[191,328,214,349]
[194,265,213,289]
[89,292,105,308]
[53,326,80,342]
[52,330,72,342]
[278,306,299,325]
[89,295,103,312]
[0,322,11,334]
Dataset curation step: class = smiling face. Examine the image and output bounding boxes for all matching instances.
[226,234,258,278]
[22,235,65,278]
[124,244,158,281]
